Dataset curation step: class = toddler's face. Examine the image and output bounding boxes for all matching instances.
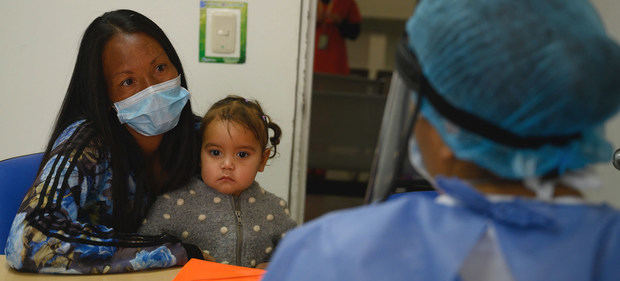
[201,120,269,196]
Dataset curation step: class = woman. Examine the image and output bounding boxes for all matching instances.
[5,10,203,274]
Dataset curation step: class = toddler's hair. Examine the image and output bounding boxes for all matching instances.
[200,95,282,158]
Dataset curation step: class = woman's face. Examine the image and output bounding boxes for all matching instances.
[102,32,179,103]
[102,32,179,152]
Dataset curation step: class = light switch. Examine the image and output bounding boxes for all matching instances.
[210,13,236,54]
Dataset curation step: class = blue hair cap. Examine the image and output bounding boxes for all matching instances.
[406,0,620,179]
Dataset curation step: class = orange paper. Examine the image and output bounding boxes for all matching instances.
[173,259,265,281]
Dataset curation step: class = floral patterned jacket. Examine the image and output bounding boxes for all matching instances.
[5,120,189,274]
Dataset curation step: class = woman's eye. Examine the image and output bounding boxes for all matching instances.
[237,151,249,158]
[120,78,134,87]
[209,149,221,157]
[156,64,166,72]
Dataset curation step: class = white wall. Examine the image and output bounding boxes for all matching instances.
[0,0,306,210]
[584,0,620,208]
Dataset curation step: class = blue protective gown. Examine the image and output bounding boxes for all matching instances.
[263,177,620,281]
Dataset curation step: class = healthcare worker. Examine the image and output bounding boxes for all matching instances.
[262,0,620,280]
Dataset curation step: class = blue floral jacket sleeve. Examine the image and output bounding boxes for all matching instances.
[4,120,189,274]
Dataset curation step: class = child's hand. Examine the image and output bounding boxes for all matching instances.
[255,262,269,269]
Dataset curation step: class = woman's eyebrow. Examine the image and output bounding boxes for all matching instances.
[110,52,165,78]
[111,70,132,78]
[150,52,165,65]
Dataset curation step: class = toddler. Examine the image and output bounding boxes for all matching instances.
[139,95,297,268]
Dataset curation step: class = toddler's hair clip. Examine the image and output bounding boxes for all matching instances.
[262,115,268,122]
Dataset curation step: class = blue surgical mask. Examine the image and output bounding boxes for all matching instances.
[113,75,190,136]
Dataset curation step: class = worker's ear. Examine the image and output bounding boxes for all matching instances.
[414,116,456,177]
[438,144,454,162]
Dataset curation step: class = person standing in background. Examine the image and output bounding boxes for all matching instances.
[314,0,361,75]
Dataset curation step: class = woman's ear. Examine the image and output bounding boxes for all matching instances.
[258,149,270,172]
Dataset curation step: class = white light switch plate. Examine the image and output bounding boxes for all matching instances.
[210,13,237,54]
[200,1,246,63]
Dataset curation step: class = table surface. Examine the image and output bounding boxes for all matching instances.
[0,255,181,281]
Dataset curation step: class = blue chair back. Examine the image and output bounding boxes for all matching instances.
[0,153,43,253]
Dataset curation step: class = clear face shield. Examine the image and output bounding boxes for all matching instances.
[365,38,428,203]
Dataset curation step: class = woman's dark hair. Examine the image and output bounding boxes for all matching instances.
[200,95,282,158]
[42,9,200,232]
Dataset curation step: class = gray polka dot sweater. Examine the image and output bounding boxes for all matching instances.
[138,177,298,267]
